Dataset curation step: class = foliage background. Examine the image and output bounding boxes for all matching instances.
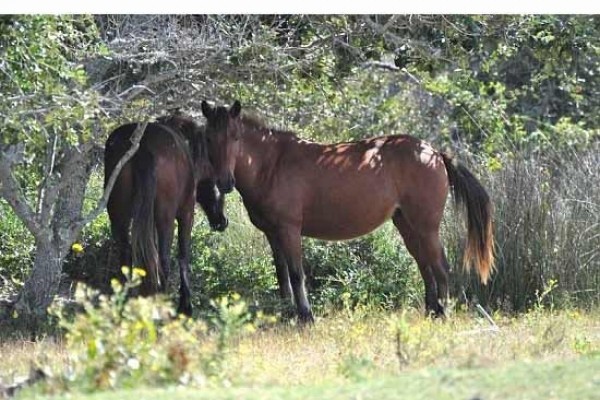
[0,15,599,319]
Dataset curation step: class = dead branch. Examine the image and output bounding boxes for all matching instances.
[77,121,149,228]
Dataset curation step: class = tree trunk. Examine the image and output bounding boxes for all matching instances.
[12,238,64,332]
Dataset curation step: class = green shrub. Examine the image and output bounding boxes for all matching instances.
[40,268,270,395]
[48,268,207,391]
[305,222,422,313]
[0,200,34,296]
[187,193,279,313]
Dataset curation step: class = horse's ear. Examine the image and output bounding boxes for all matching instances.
[201,100,213,119]
[230,100,241,119]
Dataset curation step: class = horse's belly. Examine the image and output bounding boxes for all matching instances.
[301,199,397,240]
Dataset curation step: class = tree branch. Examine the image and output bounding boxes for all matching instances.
[36,131,59,215]
[119,71,179,102]
[0,147,41,234]
[361,15,439,53]
[39,143,92,231]
[76,121,149,228]
[362,60,400,71]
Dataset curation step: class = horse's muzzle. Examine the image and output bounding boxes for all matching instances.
[210,217,228,232]
[218,176,235,194]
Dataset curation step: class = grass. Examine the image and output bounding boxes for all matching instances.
[24,356,600,400]
[2,307,600,399]
[220,308,600,386]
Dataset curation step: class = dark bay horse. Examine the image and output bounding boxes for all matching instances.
[104,115,228,315]
[201,100,494,323]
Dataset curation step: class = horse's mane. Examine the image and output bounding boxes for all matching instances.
[241,112,299,140]
[157,114,199,132]
[157,113,206,162]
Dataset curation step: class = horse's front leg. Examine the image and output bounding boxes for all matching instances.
[175,209,194,316]
[275,226,313,324]
[265,232,294,317]
[265,233,293,300]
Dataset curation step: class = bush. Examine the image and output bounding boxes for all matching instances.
[305,222,423,313]
[187,193,279,313]
[39,268,270,395]
[0,200,34,298]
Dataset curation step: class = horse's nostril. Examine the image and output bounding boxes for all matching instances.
[210,217,228,232]
[217,178,233,194]
[219,176,235,194]
[219,181,234,194]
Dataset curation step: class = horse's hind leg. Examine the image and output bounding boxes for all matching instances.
[437,252,451,306]
[392,209,448,317]
[176,208,194,316]
[110,220,131,270]
[155,209,175,293]
[107,197,132,279]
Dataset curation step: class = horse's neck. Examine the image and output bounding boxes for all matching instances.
[235,128,281,190]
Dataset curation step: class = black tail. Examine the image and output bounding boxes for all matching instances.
[131,148,161,294]
[442,153,495,283]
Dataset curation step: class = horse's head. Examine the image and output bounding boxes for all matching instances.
[201,100,242,194]
[160,114,229,232]
[196,179,228,232]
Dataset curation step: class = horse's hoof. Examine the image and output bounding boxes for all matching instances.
[298,311,315,325]
[177,303,193,317]
[426,304,446,320]
[277,305,295,321]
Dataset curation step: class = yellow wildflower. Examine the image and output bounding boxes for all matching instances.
[132,267,147,277]
[71,243,84,254]
[110,278,122,291]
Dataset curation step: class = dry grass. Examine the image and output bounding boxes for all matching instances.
[1,308,599,394]
[0,337,67,385]
[221,308,600,386]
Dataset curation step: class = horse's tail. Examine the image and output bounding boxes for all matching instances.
[131,147,161,294]
[441,153,495,283]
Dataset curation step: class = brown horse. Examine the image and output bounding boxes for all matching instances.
[104,115,228,316]
[201,100,494,323]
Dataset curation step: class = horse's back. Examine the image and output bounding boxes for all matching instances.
[105,122,192,175]
[105,122,195,216]
[281,133,447,200]
[257,133,448,240]
[105,123,137,187]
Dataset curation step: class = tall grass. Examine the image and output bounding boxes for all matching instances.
[447,145,600,311]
